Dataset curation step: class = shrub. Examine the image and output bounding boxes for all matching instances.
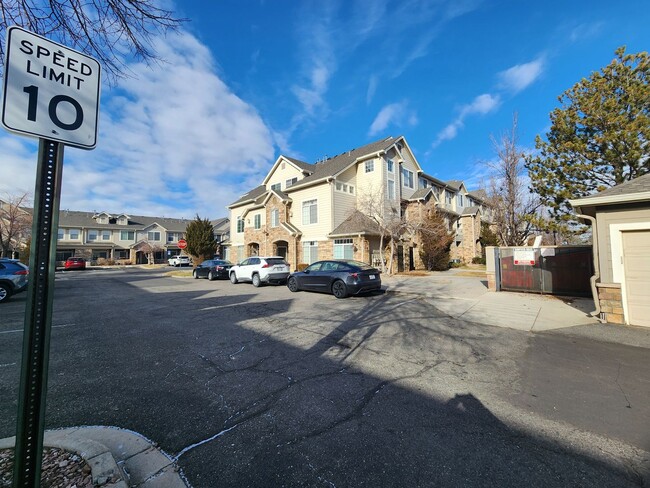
[472,257,486,265]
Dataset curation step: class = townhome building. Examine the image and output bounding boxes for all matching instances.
[226,135,492,271]
[56,211,229,264]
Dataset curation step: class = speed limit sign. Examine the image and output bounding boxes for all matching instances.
[1,26,101,149]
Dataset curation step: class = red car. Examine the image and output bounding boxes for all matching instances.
[64,257,86,270]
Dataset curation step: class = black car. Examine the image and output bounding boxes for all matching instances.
[193,259,233,280]
[287,259,381,298]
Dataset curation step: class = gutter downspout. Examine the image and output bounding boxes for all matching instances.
[574,212,601,319]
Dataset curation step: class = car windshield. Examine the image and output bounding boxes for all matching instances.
[266,258,287,266]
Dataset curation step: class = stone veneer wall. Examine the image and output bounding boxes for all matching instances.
[596,283,624,324]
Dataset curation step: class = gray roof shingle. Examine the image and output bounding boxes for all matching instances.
[586,173,650,199]
[329,210,383,236]
[58,210,193,232]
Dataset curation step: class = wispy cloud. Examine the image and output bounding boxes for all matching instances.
[368,101,418,137]
[569,22,604,43]
[432,93,500,147]
[497,57,545,93]
[0,31,275,218]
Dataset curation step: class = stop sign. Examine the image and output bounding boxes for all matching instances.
[177,239,187,249]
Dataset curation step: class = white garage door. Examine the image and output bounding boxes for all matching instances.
[622,230,650,327]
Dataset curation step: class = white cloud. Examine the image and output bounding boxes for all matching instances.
[432,93,500,147]
[366,75,379,105]
[368,101,418,137]
[0,31,275,218]
[498,57,545,93]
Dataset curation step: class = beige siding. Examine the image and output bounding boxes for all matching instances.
[596,206,650,283]
[266,159,305,191]
[229,205,252,246]
[289,183,333,240]
[333,166,358,227]
[356,157,384,203]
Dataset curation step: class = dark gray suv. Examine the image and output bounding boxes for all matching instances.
[0,258,29,303]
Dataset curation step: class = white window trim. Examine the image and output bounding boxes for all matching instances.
[254,214,261,229]
[610,221,650,325]
[387,159,394,173]
[302,199,318,225]
[401,168,414,189]
[387,179,395,200]
[271,209,279,228]
[365,160,374,173]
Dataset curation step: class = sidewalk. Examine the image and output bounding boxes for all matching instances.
[382,270,650,349]
[0,427,188,487]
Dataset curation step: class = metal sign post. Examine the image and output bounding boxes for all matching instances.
[13,139,64,487]
[1,26,100,487]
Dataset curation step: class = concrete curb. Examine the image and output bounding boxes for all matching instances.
[0,426,189,487]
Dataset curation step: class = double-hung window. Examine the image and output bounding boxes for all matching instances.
[102,230,111,241]
[333,239,354,259]
[302,241,318,264]
[401,168,414,189]
[365,160,374,173]
[271,209,279,227]
[387,159,394,173]
[69,229,80,240]
[302,199,318,225]
[57,228,64,240]
[88,230,98,241]
[237,217,244,233]
[387,180,395,200]
[147,231,161,241]
[286,177,298,188]
[120,230,134,240]
[271,183,281,192]
[254,214,261,229]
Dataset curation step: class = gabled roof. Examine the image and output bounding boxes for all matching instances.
[467,189,489,203]
[229,185,267,208]
[446,180,466,191]
[58,210,192,232]
[262,155,315,186]
[211,217,230,231]
[461,206,481,216]
[329,210,383,237]
[286,136,404,191]
[570,173,650,209]
[407,187,437,202]
[263,189,291,205]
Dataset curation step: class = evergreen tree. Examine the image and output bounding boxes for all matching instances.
[185,215,217,265]
[525,47,650,232]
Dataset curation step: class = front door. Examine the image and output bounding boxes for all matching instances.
[276,246,287,259]
[397,246,404,273]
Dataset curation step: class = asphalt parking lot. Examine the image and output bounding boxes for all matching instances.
[1,267,648,487]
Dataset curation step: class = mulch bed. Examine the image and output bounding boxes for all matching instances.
[0,447,95,487]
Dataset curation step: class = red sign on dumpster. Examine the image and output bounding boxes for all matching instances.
[177,239,187,249]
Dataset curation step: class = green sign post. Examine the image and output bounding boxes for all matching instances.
[1,26,100,486]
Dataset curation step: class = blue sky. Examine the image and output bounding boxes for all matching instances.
[1,0,648,219]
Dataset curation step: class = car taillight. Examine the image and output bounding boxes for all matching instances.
[349,272,358,279]
[14,270,29,275]
[216,266,223,270]
[261,263,270,268]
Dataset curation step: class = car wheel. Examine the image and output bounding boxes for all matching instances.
[230,273,238,284]
[208,271,215,281]
[0,283,11,303]
[332,280,347,299]
[193,270,198,279]
[287,277,299,293]
[252,273,261,287]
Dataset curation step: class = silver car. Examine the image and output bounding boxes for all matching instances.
[0,258,29,303]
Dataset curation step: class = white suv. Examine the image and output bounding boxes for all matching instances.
[229,256,290,287]
[168,255,191,267]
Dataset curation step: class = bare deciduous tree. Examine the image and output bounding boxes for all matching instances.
[0,191,32,258]
[0,0,187,84]
[487,114,540,246]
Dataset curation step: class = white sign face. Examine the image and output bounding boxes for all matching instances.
[1,26,101,149]
[513,248,536,266]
